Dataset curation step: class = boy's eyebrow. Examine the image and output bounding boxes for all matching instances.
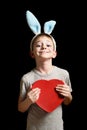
[34,39,52,43]
[34,40,41,43]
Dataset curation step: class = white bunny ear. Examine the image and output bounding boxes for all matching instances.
[44,20,56,34]
[26,10,41,35]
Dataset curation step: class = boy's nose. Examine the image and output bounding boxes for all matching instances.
[42,44,46,49]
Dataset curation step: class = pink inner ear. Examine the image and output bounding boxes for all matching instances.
[32,79,64,112]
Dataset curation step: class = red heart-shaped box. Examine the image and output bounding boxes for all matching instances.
[32,79,64,112]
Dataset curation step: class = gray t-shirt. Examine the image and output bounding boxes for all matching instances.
[19,66,72,130]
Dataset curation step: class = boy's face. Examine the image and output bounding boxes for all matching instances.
[31,35,57,59]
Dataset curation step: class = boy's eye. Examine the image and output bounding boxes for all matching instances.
[36,44,41,47]
[47,44,51,47]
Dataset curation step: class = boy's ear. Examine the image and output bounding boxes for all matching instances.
[29,52,35,58]
[52,51,57,58]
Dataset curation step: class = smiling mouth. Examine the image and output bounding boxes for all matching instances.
[40,51,49,53]
[40,52,49,54]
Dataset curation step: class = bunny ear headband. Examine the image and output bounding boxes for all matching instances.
[26,10,56,51]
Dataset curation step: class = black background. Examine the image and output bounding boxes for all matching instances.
[2,1,82,129]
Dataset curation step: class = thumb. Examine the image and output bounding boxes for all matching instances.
[27,84,32,92]
[30,84,32,89]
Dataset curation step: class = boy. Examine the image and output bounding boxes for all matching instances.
[18,10,72,130]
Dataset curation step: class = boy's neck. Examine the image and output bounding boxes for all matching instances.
[36,61,53,74]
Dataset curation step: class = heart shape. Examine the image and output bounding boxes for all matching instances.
[32,79,64,112]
